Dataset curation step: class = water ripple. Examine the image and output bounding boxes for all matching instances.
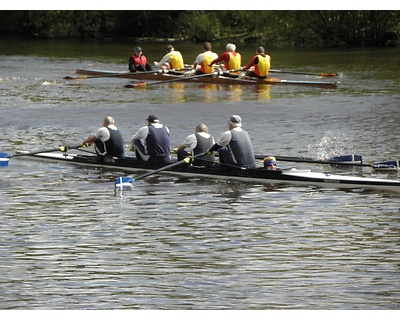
[1,49,400,309]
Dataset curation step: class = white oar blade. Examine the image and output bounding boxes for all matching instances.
[115,177,134,190]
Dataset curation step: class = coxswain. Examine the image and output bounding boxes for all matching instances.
[129,47,153,72]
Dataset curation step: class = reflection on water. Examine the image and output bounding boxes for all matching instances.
[2,164,400,309]
[253,85,272,100]
[146,82,273,103]
[1,40,400,310]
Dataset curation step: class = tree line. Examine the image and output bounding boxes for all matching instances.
[0,10,399,47]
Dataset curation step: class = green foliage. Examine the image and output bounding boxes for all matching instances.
[0,10,399,47]
[25,11,106,39]
[179,11,222,41]
[287,11,400,46]
[110,11,186,38]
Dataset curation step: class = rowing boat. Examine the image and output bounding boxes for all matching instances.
[15,151,400,193]
[73,69,338,89]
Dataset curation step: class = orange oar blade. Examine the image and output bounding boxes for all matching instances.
[124,82,147,88]
[319,73,339,77]
[63,75,88,80]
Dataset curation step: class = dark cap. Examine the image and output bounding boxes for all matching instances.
[166,44,174,52]
[146,115,159,123]
[257,46,265,53]
[228,115,242,124]
[134,46,142,52]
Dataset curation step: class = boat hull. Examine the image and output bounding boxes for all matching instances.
[16,151,400,193]
[75,69,338,89]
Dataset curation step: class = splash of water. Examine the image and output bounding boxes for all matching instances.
[308,131,353,159]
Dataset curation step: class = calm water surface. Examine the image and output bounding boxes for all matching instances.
[0,39,399,310]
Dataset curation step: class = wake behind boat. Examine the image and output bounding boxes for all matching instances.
[71,69,339,89]
[14,150,400,194]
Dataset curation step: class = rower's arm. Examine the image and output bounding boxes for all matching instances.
[208,143,222,153]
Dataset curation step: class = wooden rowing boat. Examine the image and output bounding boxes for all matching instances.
[15,151,400,193]
[74,69,338,89]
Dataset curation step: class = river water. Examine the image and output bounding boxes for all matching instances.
[0,38,399,310]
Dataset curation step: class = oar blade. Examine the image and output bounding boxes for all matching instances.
[115,177,134,190]
[328,154,363,166]
[1,151,13,167]
[319,73,340,77]
[0,152,11,158]
[63,76,87,80]
[124,83,147,88]
[372,160,399,171]
[0,157,9,167]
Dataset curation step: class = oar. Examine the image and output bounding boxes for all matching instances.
[63,70,159,80]
[0,145,82,166]
[0,144,82,167]
[269,69,339,77]
[265,77,338,88]
[115,152,206,190]
[124,72,216,88]
[254,154,399,169]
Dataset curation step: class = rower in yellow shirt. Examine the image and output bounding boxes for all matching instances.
[154,44,184,74]
[242,46,271,79]
[208,43,242,78]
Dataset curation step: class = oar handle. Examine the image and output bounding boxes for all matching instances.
[225,68,242,73]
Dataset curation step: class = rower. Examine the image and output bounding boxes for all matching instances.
[131,114,171,165]
[176,123,216,167]
[208,43,242,78]
[188,42,218,76]
[207,115,256,169]
[82,116,125,159]
[153,45,185,75]
[242,46,271,79]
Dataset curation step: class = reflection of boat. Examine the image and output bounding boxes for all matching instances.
[73,69,338,89]
[16,151,400,193]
